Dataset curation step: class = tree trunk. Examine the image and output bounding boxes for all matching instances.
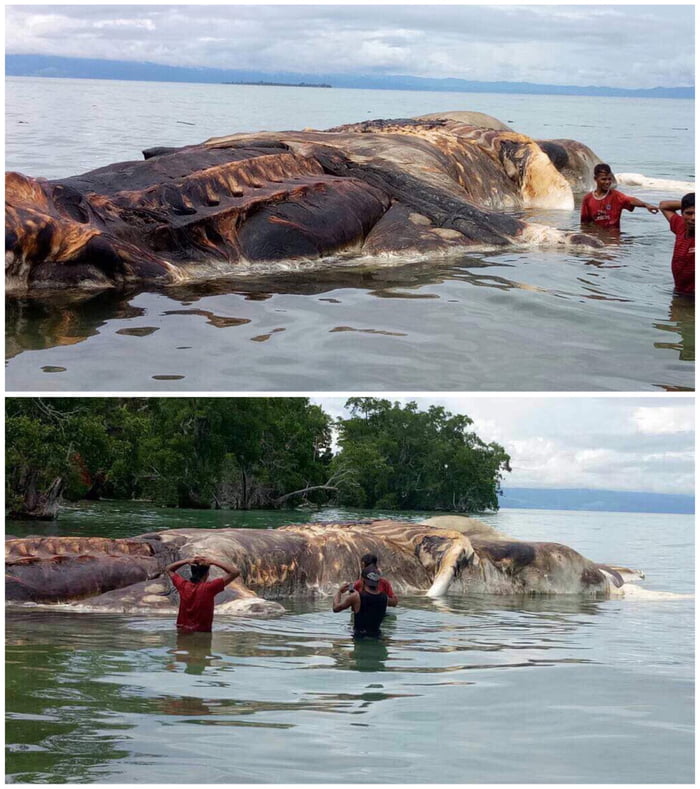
[241,469,249,510]
[10,474,64,520]
[84,471,107,501]
[273,483,339,507]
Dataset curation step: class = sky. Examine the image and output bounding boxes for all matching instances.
[5,4,695,89]
[312,396,695,496]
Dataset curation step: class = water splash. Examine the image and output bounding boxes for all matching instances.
[614,584,694,601]
[616,173,695,192]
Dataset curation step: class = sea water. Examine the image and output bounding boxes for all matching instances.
[4,77,695,392]
[4,503,694,783]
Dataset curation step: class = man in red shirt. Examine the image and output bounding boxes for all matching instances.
[166,555,240,632]
[660,193,695,296]
[580,163,659,229]
[353,553,398,606]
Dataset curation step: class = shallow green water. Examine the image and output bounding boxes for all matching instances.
[5,505,694,783]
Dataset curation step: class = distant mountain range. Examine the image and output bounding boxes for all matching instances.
[6,54,694,99]
[499,488,694,514]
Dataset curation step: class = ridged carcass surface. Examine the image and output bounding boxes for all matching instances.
[5,519,643,616]
[6,113,603,293]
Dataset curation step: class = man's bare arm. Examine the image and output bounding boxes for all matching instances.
[628,197,659,214]
[203,558,240,585]
[333,583,359,613]
[659,199,682,221]
[165,559,191,576]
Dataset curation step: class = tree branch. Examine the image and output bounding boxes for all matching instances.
[273,484,339,505]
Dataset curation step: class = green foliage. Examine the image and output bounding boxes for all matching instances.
[5,398,154,508]
[6,397,334,512]
[137,398,333,508]
[332,398,511,512]
[6,397,509,514]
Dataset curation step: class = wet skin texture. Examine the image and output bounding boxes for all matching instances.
[5,113,603,293]
[5,519,638,614]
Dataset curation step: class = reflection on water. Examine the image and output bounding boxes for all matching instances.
[5,259,465,346]
[5,263,442,361]
[348,637,390,672]
[5,580,693,785]
[168,631,216,676]
[5,246,694,391]
[161,308,252,328]
[654,293,695,364]
[5,289,146,359]
[5,511,694,781]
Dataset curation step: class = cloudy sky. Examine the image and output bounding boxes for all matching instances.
[312,396,695,495]
[5,4,694,89]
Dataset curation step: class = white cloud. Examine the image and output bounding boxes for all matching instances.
[93,18,156,32]
[312,396,695,495]
[632,406,694,435]
[5,5,694,90]
[574,448,616,468]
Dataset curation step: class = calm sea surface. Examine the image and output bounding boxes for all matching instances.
[5,504,694,783]
[4,77,695,392]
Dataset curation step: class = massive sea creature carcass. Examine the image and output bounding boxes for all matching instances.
[5,517,645,617]
[5,111,604,293]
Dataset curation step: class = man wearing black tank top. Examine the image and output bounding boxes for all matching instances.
[333,567,388,637]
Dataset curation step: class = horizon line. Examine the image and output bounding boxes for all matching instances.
[5,54,694,97]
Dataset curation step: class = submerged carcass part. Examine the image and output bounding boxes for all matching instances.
[6,114,603,294]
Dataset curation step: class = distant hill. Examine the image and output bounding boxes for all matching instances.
[499,488,694,514]
[6,54,694,100]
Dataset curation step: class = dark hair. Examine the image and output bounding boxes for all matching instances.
[361,553,378,567]
[681,193,695,211]
[190,564,209,583]
[593,163,612,176]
